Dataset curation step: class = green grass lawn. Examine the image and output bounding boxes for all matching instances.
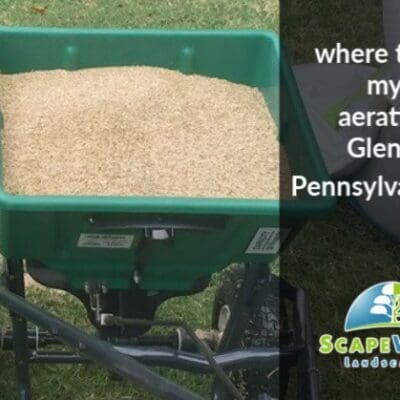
[0,1,398,399]
[0,0,278,30]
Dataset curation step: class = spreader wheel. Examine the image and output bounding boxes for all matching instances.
[211,265,282,400]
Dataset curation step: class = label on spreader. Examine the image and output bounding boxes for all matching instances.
[246,228,290,254]
[77,233,134,249]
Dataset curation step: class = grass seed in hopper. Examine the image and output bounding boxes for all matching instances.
[0,66,290,199]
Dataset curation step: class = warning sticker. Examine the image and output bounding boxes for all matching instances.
[245,228,290,254]
[77,233,134,249]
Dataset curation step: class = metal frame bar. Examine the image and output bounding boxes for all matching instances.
[5,260,31,400]
[295,289,320,400]
[280,278,320,400]
[27,347,295,372]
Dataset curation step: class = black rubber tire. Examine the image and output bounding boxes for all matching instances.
[212,264,281,399]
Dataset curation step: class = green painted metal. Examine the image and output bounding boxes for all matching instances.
[0,27,334,291]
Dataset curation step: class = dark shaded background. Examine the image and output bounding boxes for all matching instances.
[281,1,400,399]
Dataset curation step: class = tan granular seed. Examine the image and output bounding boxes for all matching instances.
[0,66,289,199]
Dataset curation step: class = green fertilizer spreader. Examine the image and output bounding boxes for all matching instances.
[0,27,334,400]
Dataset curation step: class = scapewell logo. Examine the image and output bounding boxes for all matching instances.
[345,281,400,331]
[319,282,400,369]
